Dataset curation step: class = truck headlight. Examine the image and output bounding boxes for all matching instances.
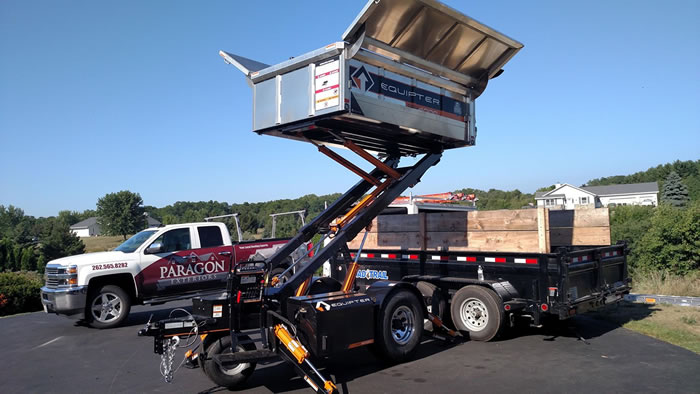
[67,265,78,275]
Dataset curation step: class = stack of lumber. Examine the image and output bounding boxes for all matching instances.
[347,207,610,253]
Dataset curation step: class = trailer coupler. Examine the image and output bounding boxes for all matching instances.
[275,323,337,394]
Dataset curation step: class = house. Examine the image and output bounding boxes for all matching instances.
[69,217,101,237]
[70,216,162,237]
[535,182,659,210]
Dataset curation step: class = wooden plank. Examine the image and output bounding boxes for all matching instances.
[368,212,468,233]
[549,208,610,228]
[550,227,611,246]
[347,230,542,253]
[466,209,539,231]
[537,207,550,253]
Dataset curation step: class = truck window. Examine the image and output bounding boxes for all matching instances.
[198,226,224,248]
[152,228,191,252]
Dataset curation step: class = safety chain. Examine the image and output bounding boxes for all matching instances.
[160,336,180,383]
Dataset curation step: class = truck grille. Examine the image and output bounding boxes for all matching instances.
[45,266,67,289]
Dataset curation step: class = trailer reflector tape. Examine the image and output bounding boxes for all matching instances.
[380,254,398,259]
[457,256,467,262]
[526,259,538,264]
[431,255,449,261]
[350,253,356,258]
[514,258,526,264]
[495,257,506,263]
[484,257,495,263]
[466,256,477,262]
[403,254,419,260]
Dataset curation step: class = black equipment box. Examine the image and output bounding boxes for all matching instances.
[286,291,376,357]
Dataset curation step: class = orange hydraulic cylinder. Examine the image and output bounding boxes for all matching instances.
[274,324,308,364]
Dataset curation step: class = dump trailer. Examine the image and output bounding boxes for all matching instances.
[340,208,630,340]
[138,0,524,392]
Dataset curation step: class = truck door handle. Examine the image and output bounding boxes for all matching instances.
[218,251,232,256]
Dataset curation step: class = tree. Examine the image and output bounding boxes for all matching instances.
[661,171,689,207]
[40,220,85,261]
[96,191,146,240]
[20,247,36,271]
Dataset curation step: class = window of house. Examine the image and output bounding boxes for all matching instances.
[580,197,588,204]
[545,199,556,206]
[198,226,224,248]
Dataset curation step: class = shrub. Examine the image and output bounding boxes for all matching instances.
[0,271,44,316]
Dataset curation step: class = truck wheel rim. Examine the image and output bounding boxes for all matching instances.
[460,297,488,332]
[220,345,249,376]
[91,292,122,323]
[391,305,415,345]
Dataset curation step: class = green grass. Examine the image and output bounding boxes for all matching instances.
[592,302,700,354]
[81,236,125,253]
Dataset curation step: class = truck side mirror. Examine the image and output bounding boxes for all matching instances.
[145,242,164,254]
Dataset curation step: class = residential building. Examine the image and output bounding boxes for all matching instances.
[69,216,162,237]
[535,182,659,210]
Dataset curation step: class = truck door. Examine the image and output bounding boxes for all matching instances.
[192,225,233,292]
[139,227,197,297]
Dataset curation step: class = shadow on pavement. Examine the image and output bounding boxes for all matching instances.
[502,301,656,343]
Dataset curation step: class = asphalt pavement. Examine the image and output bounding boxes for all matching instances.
[1,301,698,394]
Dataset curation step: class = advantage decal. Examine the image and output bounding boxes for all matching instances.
[356,269,389,280]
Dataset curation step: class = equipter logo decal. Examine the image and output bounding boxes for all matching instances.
[351,66,375,91]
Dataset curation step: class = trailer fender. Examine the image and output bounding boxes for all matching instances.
[365,281,427,316]
[489,281,519,303]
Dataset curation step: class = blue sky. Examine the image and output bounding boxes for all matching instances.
[1,0,698,217]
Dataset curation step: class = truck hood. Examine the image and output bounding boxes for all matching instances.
[48,251,137,267]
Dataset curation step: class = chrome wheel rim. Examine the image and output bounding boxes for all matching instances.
[391,305,415,345]
[91,292,123,323]
[460,297,488,332]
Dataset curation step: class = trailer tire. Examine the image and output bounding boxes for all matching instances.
[203,335,256,389]
[85,285,131,329]
[270,267,291,287]
[450,285,503,341]
[374,289,424,362]
[416,282,446,331]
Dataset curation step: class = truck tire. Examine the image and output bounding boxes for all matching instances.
[450,285,503,341]
[416,281,446,331]
[374,289,424,362]
[85,285,131,329]
[203,335,256,389]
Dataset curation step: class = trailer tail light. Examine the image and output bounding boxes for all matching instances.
[540,303,549,312]
[504,304,511,311]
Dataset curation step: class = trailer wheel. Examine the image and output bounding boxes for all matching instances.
[416,282,446,331]
[203,335,256,389]
[270,267,291,287]
[85,285,131,329]
[374,289,424,362]
[450,285,503,341]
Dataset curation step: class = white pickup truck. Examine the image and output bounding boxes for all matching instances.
[41,221,299,328]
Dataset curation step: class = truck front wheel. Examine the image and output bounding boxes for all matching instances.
[85,285,131,329]
[373,289,424,362]
[450,285,503,341]
[203,335,256,389]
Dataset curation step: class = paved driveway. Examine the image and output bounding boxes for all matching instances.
[1,301,698,393]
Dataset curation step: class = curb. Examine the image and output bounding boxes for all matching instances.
[624,293,700,307]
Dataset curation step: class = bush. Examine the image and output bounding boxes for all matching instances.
[0,271,44,316]
[636,202,700,275]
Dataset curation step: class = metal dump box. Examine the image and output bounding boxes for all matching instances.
[221,0,522,155]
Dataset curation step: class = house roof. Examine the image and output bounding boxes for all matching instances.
[581,182,659,196]
[70,217,98,229]
[535,183,594,199]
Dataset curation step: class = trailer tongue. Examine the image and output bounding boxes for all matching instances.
[139,0,522,392]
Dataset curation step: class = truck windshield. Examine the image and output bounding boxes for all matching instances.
[114,230,158,253]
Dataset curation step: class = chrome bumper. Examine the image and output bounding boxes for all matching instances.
[41,286,87,317]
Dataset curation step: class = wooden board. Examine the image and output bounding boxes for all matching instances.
[347,230,541,253]
[549,208,610,228]
[550,227,611,246]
